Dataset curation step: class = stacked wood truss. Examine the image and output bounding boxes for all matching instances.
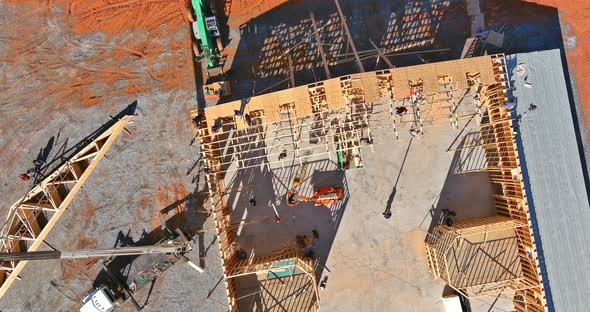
[0,115,133,298]
[425,55,547,311]
[193,55,547,311]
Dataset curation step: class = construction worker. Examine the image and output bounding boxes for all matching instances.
[319,276,328,290]
[278,149,287,160]
[396,106,408,115]
[361,137,373,144]
[211,124,221,133]
[529,103,537,111]
[192,114,204,129]
[410,128,420,137]
[234,110,243,117]
[312,229,319,239]
[20,168,36,181]
[249,197,256,206]
[503,101,517,110]
[245,113,252,126]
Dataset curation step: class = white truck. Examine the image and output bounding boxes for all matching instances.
[442,286,469,312]
[80,286,117,312]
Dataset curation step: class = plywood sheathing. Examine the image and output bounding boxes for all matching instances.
[391,56,495,93]
[203,55,496,134]
[290,86,313,118]
[324,78,346,110]
[359,72,382,103]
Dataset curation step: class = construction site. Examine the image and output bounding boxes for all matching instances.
[1,0,590,311]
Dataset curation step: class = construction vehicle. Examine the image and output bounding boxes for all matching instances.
[286,187,344,207]
[190,0,232,100]
[190,0,223,68]
[0,228,199,312]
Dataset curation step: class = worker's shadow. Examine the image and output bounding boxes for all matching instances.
[30,135,55,184]
[421,135,496,235]
[383,138,413,217]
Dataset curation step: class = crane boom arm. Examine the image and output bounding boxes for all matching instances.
[0,244,188,262]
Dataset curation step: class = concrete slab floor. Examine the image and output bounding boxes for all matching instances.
[220,112,512,310]
[315,119,512,312]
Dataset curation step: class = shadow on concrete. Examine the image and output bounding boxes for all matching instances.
[89,159,211,306]
[383,138,413,218]
[222,158,348,282]
[423,135,495,235]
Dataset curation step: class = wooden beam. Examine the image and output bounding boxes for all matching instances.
[287,54,296,88]
[309,12,331,79]
[368,39,394,69]
[334,0,364,72]
[0,115,134,299]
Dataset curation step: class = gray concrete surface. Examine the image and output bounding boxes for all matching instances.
[219,112,511,311]
[509,49,590,312]
[314,121,509,311]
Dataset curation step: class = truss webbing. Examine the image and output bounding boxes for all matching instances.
[0,115,133,298]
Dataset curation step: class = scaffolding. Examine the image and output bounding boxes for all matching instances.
[0,115,133,298]
[192,54,548,311]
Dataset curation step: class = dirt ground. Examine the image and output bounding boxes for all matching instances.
[1,0,589,311]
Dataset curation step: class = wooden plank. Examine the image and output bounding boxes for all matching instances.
[310,12,331,79]
[324,78,345,110]
[292,86,312,118]
[359,72,381,103]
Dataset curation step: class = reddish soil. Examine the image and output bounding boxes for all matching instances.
[225,0,289,27]
[1,0,193,111]
[525,1,590,130]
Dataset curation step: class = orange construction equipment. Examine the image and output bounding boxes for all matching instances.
[286,187,343,207]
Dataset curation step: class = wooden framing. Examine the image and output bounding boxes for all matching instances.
[310,12,331,79]
[192,55,540,311]
[228,249,320,311]
[0,115,133,298]
[425,216,530,296]
[426,54,547,311]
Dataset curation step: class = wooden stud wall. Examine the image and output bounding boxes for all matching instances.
[425,217,528,295]
[425,56,547,311]
[480,79,547,311]
[197,54,523,311]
